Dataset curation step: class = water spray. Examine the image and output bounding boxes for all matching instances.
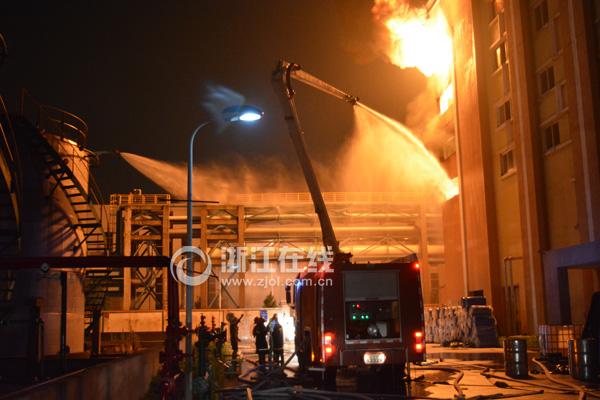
[274,60,458,200]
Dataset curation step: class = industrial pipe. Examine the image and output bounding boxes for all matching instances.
[59,272,67,373]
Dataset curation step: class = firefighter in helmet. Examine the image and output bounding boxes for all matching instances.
[252,317,268,366]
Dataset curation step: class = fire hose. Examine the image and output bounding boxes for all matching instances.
[411,366,465,398]
[531,357,600,400]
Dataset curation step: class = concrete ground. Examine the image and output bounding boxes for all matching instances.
[234,342,599,399]
[420,344,597,399]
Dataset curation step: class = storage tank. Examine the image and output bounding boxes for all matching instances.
[0,114,91,357]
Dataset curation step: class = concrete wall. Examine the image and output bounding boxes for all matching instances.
[102,307,296,343]
[2,348,161,400]
[440,0,506,327]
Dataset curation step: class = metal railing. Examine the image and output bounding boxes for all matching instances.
[20,89,88,148]
[0,95,22,230]
[235,191,427,204]
[18,89,108,253]
[109,193,171,206]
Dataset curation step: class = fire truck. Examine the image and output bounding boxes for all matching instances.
[273,61,426,386]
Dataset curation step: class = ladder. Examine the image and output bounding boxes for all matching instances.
[13,105,114,330]
[0,96,21,318]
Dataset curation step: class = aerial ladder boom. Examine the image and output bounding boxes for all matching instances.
[272,60,358,260]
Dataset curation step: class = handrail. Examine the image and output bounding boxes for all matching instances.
[0,33,7,67]
[0,98,17,164]
[20,92,107,252]
[50,137,108,229]
[234,191,428,204]
[0,95,22,226]
[88,167,109,234]
[109,193,171,206]
[17,89,104,227]
[19,89,88,148]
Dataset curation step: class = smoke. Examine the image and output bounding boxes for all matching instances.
[202,84,246,131]
[371,0,454,152]
[119,152,299,202]
[338,104,451,199]
[120,103,454,202]
[404,84,446,149]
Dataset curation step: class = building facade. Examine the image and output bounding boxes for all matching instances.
[439,0,600,335]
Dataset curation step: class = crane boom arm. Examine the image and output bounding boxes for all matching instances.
[272,60,358,258]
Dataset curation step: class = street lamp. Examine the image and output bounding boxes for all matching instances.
[184,104,263,399]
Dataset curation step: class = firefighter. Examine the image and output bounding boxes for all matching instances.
[270,315,285,366]
[267,313,278,363]
[252,317,268,366]
[226,313,243,359]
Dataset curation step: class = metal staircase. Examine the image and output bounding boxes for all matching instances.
[0,36,21,320]
[0,95,20,319]
[0,97,21,256]
[17,90,117,331]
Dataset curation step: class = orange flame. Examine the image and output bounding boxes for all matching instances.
[373,1,454,111]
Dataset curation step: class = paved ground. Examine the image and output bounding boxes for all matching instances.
[420,344,596,399]
[234,342,599,399]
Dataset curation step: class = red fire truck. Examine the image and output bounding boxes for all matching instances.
[273,61,426,386]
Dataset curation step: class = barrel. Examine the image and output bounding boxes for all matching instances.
[504,337,528,378]
[569,339,598,382]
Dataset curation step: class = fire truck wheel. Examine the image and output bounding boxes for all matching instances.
[323,366,337,389]
[377,364,405,393]
[309,366,337,389]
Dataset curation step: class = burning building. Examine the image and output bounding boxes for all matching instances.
[374,0,600,335]
[1,1,600,396]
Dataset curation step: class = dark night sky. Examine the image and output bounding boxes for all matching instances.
[0,1,427,196]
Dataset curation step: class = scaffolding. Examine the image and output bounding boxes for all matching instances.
[105,191,444,310]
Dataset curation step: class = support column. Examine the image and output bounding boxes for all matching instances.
[123,207,132,310]
[238,205,245,308]
[162,204,170,311]
[198,206,208,308]
[419,203,431,303]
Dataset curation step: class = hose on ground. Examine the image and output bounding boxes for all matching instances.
[411,366,464,398]
[531,357,600,400]
[480,370,578,394]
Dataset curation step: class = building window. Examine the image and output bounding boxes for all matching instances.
[496,100,511,127]
[500,148,515,176]
[489,0,499,21]
[442,135,456,160]
[534,0,549,31]
[556,82,567,110]
[501,63,511,95]
[543,122,561,151]
[551,16,561,53]
[492,41,508,71]
[592,0,600,61]
[539,65,555,94]
[430,272,440,304]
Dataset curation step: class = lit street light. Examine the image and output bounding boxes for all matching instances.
[184,104,263,400]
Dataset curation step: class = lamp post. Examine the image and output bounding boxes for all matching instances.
[184,105,263,400]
